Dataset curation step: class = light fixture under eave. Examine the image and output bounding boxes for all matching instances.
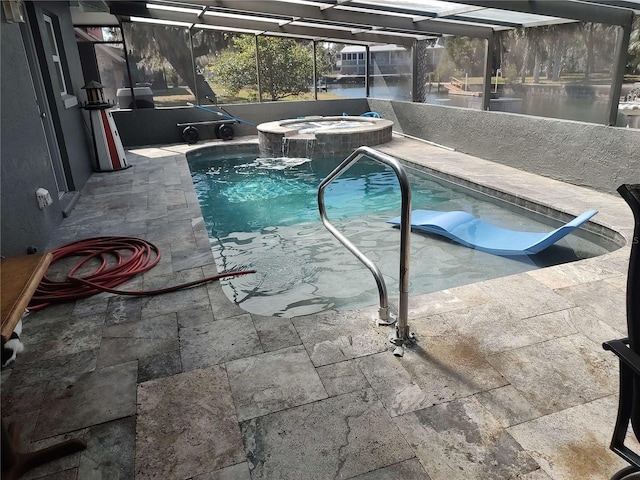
[2,0,25,23]
[129,16,193,27]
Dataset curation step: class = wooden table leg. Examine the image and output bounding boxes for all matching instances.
[1,420,86,480]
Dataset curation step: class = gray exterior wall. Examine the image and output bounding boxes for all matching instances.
[1,2,94,257]
[368,99,640,195]
[1,17,61,257]
[112,98,370,147]
[30,2,93,190]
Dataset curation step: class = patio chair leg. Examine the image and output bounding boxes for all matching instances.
[611,465,640,480]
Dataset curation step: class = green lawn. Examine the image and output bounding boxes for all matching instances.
[150,75,640,107]
[152,84,343,106]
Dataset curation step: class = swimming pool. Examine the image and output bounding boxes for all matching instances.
[188,145,613,317]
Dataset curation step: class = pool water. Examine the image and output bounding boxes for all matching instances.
[189,150,612,317]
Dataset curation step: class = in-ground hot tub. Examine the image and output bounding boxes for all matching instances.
[258,115,393,158]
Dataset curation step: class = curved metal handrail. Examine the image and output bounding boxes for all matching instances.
[317,146,413,344]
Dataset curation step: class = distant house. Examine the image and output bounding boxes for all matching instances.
[339,42,445,76]
[339,45,412,75]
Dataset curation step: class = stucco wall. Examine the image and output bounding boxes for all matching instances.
[112,98,370,147]
[1,15,62,257]
[113,96,638,195]
[368,99,640,195]
[1,3,94,257]
[31,1,93,190]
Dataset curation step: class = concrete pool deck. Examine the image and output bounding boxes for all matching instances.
[1,134,637,479]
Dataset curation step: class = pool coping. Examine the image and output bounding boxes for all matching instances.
[183,134,632,248]
[379,135,631,248]
[174,134,633,320]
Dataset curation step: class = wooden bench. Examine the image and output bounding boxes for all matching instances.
[1,252,52,344]
[1,252,87,480]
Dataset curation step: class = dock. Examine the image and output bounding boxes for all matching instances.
[444,76,482,97]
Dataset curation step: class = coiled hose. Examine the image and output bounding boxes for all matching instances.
[29,236,254,311]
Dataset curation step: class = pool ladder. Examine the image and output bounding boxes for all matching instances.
[317,146,415,356]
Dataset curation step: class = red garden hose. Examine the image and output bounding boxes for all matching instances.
[28,236,255,311]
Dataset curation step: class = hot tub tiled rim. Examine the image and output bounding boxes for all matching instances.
[257,116,394,157]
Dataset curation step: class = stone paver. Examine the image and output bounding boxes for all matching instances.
[438,302,576,355]
[33,362,138,440]
[2,138,634,480]
[18,308,104,365]
[316,360,370,397]
[476,274,576,318]
[176,305,215,328]
[77,417,137,480]
[348,458,430,480]
[226,345,328,421]
[356,352,433,416]
[137,350,183,383]
[292,310,390,366]
[135,367,245,480]
[251,314,301,352]
[474,385,543,428]
[240,388,415,480]
[179,314,263,370]
[396,334,509,407]
[556,279,628,333]
[394,396,540,480]
[97,313,178,367]
[192,462,252,480]
[487,334,618,415]
[508,396,638,480]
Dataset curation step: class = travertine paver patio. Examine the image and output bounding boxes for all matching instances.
[1,135,638,480]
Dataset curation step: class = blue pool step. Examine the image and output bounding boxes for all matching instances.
[387,209,598,256]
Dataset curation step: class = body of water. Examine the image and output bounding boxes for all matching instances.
[328,83,610,124]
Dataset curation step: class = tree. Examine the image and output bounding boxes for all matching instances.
[437,36,485,78]
[210,35,328,101]
[519,28,538,83]
[544,26,567,82]
[627,17,640,74]
[123,23,230,101]
[322,43,342,74]
[498,28,526,83]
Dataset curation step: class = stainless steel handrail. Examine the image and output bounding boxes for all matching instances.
[317,146,413,350]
